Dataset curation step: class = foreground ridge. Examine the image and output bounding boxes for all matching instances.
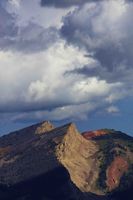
[0,122,132,200]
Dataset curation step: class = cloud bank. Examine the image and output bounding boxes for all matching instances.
[61,0,133,92]
[0,41,121,120]
[0,0,133,125]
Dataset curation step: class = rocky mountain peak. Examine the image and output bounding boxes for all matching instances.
[34,121,54,135]
[56,123,99,194]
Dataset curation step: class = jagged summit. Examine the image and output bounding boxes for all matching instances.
[56,123,98,194]
[0,121,54,148]
[34,121,54,134]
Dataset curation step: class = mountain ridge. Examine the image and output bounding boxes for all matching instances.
[0,121,132,200]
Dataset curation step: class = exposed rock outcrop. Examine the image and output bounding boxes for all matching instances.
[56,123,100,194]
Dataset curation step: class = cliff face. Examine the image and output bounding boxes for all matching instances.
[0,123,132,200]
[56,124,100,194]
[56,127,133,196]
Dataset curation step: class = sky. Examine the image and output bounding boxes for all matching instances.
[0,0,133,136]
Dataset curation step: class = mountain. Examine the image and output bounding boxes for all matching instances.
[82,129,133,196]
[0,122,132,200]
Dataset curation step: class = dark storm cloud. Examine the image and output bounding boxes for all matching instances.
[4,24,58,53]
[0,20,58,53]
[0,5,17,40]
[68,63,133,85]
[60,0,133,84]
[41,0,133,8]
[0,100,68,113]
[0,2,58,53]
[41,0,96,8]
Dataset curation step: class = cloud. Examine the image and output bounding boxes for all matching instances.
[0,40,121,120]
[9,0,21,8]
[0,3,17,40]
[0,0,65,53]
[61,0,133,84]
[0,0,132,124]
[11,103,97,122]
[7,0,71,28]
[41,0,93,8]
[106,106,120,114]
[7,24,59,53]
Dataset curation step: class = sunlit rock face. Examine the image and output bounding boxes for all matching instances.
[56,124,100,194]
[0,122,132,200]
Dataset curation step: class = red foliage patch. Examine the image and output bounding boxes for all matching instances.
[106,156,128,191]
[83,130,109,140]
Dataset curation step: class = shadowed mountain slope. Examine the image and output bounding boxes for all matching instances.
[0,121,54,148]
[0,122,85,200]
[82,129,133,195]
